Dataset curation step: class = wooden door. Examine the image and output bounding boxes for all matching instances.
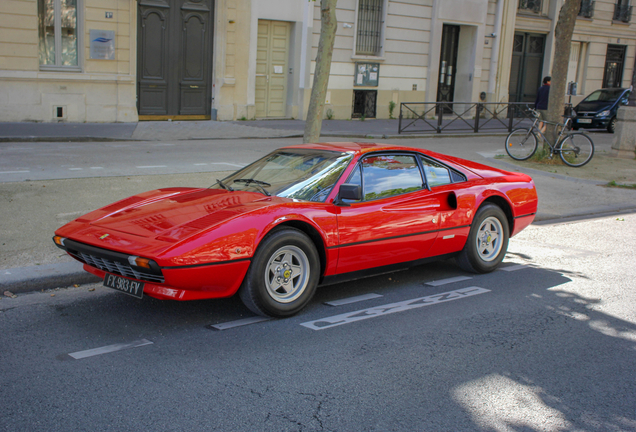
[137,0,214,119]
[509,32,545,104]
[255,20,290,118]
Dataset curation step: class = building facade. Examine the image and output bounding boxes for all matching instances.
[0,0,634,123]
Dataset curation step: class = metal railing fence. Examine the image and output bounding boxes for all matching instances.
[398,102,573,135]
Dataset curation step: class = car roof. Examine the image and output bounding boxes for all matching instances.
[282,142,425,156]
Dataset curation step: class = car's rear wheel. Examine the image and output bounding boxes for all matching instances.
[239,227,320,317]
[456,204,509,273]
[607,117,617,133]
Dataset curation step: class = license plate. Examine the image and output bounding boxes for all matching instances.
[578,119,592,124]
[104,273,144,299]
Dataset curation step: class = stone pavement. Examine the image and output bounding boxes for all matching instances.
[1,119,635,296]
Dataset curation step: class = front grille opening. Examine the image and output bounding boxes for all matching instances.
[69,251,165,284]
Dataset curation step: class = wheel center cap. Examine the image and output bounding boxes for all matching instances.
[283,269,292,279]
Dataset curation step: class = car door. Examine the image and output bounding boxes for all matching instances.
[335,153,443,274]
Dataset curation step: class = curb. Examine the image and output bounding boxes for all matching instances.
[0,262,100,295]
[0,131,511,143]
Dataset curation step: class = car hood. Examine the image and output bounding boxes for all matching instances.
[575,101,614,113]
[90,188,273,239]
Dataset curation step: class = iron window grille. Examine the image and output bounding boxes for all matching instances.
[518,0,542,13]
[579,0,595,18]
[614,2,633,22]
[356,0,384,56]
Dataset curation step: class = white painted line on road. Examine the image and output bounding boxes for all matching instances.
[0,170,30,174]
[209,162,245,168]
[69,168,83,171]
[194,163,208,166]
[425,276,473,287]
[301,287,490,331]
[56,211,83,218]
[209,316,271,330]
[90,167,103,170]
[325,293,383,306]
[500,264,528,272]
[68,339,153,360]
[137,165,167,169]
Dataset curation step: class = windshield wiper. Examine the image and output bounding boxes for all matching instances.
[233,178,271,196]
[216,179,234,191]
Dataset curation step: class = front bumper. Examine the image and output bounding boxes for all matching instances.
[573,117,610,129]
[56,237,251,300]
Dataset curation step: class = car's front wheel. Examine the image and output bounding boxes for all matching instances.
[456,204,509,273]
[607,117,617,133]
[239,227,320,317]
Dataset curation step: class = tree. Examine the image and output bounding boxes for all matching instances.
[303,0,338,143]
[544,0,582,149]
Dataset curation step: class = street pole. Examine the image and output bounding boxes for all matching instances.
[611,57,636,158]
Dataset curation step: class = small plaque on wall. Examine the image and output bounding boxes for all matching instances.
[89,30,115,60]
[354,63,380,87]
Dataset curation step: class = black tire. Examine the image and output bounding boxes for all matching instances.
[239,228,320,317]
[456,204,509,274]
[607,117,617,133]
[559,133,594,167]
[505,128,538,161]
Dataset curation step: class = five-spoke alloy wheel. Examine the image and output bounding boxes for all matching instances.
[239,228,320,317]
[457,204,509,273]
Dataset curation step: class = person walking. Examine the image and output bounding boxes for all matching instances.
[535,76,551,135]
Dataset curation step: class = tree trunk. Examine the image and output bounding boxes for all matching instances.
[544,0,581,148]
[303,0,338,143]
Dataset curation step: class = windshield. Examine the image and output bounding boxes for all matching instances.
[212,148,353,202]
[582,89,626,103]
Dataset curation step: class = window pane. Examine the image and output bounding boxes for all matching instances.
[420,157,452,187]
[61,0,78,66]
[362,155,422,200]
[38,0,56,65]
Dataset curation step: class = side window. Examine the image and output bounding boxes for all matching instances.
[362,155,422,200]
[420,157,455,187]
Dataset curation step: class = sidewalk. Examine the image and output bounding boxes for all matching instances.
[0,118,508,142]
[1,119,635,296]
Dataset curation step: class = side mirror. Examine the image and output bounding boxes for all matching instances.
[334,183,361,206]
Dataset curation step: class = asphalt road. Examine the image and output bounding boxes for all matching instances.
[1,214,635,431]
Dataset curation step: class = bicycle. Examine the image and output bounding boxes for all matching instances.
[505,107,594,167]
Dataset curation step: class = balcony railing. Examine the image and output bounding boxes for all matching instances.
[519,0,542,13]
[579,0,595,18]
[614,3,633,22]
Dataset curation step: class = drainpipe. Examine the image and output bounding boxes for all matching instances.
[487,0,504,100]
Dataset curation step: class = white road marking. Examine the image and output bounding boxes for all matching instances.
[500,264,528,272]
[68,339,153,360]
[69,168,83,171]
[90,167,103,170]
[425,276,473,287]
[209,162,245,168]
[301,287,490,330]
[136,165,167,169]
[209,316,270,330]
[0,170,30,174]
[325,293,383,307]
[56,211,83,218]
[194,163,208,166]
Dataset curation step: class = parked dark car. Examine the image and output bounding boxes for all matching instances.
[572,88,631,133]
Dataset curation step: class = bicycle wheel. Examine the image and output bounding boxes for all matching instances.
[505,128,538,161]
[559,133,594,167]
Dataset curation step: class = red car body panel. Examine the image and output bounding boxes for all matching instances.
[54,143,538,302]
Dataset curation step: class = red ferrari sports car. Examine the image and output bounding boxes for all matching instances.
[53,143,537,317]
